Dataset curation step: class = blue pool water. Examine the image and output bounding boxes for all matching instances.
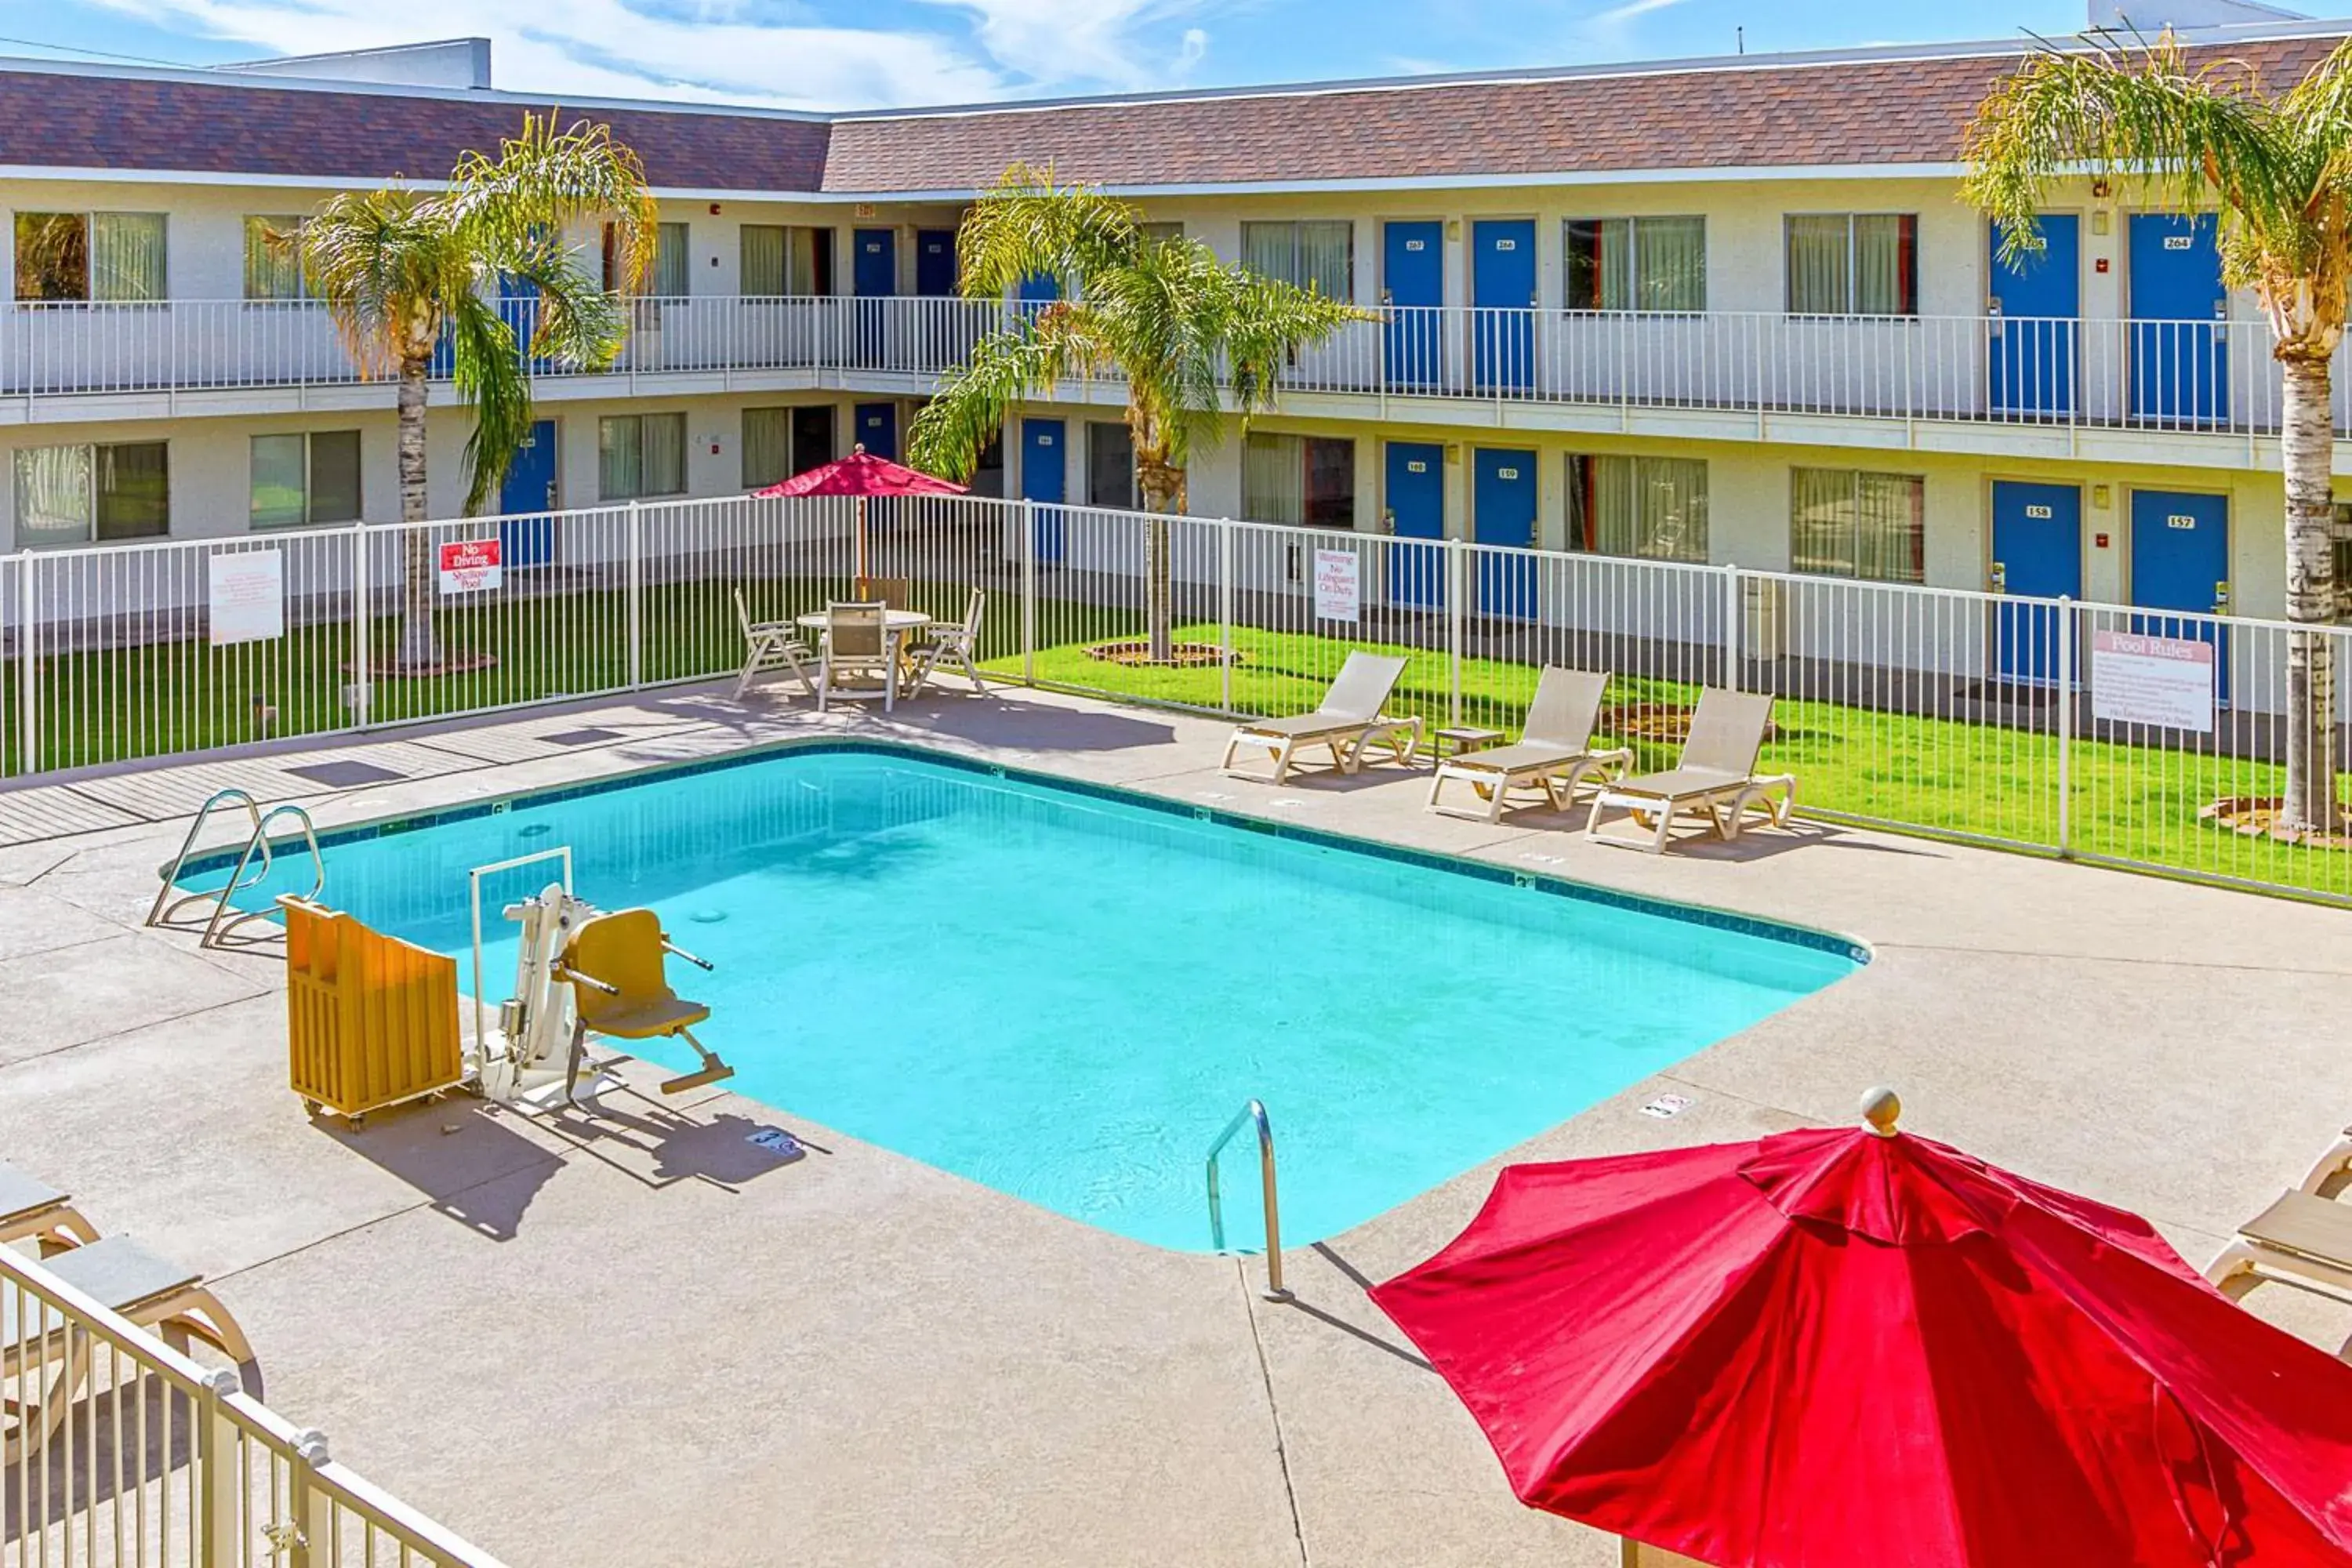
[192,744,1861,1251]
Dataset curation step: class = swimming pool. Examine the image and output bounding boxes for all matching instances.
[191,742,1863,1251]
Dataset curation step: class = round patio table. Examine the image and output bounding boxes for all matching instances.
[797,608,934,713]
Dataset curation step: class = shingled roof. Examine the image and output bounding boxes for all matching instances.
[0,29,2344,196]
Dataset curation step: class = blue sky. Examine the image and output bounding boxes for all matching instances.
[5,0,2097,111]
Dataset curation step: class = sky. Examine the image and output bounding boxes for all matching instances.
[0,0,2125,113]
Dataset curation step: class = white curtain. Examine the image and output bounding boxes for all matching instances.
[1636,217,1704,313]
[1789,467,1855,577]
[12,445,91,545]
[243,216,304,301]
[1637,457,1708,562]
[1296,222,1352,299]
[740,226,787,296]
[652,222,691,298]
[1785,216,1850,315]
[1853,214,1915,316]
[643,413,686,496]
[788,228,830,296]
[1855,471,1925,583]
[1243,433,1304,524]
[92,212,167,303]
[742,408,792,487]
[1241,223,1293,286]
[1592,455,1635,554]
[599,416,644,500]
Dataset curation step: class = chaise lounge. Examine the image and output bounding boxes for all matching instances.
[1426,666,1632,823]
[1221,652,1421,785]
[1584,688,1796,853]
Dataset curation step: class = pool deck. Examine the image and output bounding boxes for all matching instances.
[2,681,2350,1567]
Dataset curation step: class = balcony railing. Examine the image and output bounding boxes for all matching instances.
[0,296,2334,441]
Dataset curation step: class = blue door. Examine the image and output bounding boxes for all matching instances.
[2130,488,2231,704]
[498,419,558,567]
[1385,441,1445,610]
[1990,481,2081,684]
[1472,448,1537,619]
[1382,222,1443,389]
[1022,418,1066,564]
[853,228,896,364]
[1989,216,2078,418]
[1471,220,1536,394]
[855,401,897,460]
[2129,214,2228,424]
[914,230,956,296]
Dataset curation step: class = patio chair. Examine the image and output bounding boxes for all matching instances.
[854,576,912,611]
[816,601,898,713]
[0,1160,99,1256]
[1427,667,1632,823]
[906,588,989,695]
[3,1234,258,1463]
[1221,652,1421,785]
[1584,689,1796,854]
[2206,1189,2352,1310]
[731,590,816,701]
[2299,1126,2352,1197]
[558,908,734,1098]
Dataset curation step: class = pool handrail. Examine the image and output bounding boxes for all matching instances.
[148,786,267,927]
[200,803,323,949]
[1206,1098,1293,1303]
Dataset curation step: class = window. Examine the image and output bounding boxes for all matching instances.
[742,407,793,489]
[1137,221,1184,245]
[1785,214,1918,316]
[606,221,691,296]
[12,441,169,545]
[1564,217,1705,313]
[1791,468,1925,583]
[1240,221,1352,299]
[250,431,361,528]
[1566,455,1708,562]
[740,225,836,296]
[243,216,307,300]
[1243,433,1356,528]
[1087,422,1134,508]
[790,405,835,474]
[13,211,167,302]
[2332,503,2352,621]
[597,412,686,500]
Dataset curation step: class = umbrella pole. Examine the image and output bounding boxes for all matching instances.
[855,495,868,587]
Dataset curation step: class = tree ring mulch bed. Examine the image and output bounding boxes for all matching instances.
[1083,641,1241,669]
[343,650,501,680]
[2199,796,2352,849]
[1602,700,1777,746]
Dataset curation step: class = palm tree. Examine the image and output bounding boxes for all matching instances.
[1965,32,2350,833]
[909,164,1367,663]
[298,114,658,671]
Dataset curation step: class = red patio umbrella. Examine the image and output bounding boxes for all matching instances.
[751,444,967,583]
[1370,1090,2352,1567]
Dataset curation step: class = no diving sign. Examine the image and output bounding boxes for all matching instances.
[437,537,503,595]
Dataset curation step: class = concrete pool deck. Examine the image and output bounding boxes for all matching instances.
[2,681,2349,1567]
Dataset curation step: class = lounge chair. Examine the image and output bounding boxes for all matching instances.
[907,588,989,695]
[3,1234,258,1462]
[0,1160,99,1256]
[1427,667,1632,823]
[731,590,816,701]
[2206,1189,2352,1310]
[2299,1127,2352,1197]
[559,908,735,1098]
[1584,688,1796,853]
[816,601,898,714]
[1221,652,1421,785]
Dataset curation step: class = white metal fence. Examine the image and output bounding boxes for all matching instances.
[2,298,2343,440]
[3,1244,505,1567]
[3,492,2349,904]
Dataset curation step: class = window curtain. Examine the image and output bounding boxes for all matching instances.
[1853,215,1916,316]
[243,216,304,301]
[599,416,644,500]
[1636,217,1704,312]
[1785,216,1850,315]
[1296,222,1352,299]
[1241,223,1294,287]
[94,442,168,539]
[249,435,307,528]
[1242,432,1305,524]
[1635,456,1708,562]
[1588,456,1635,555]
[742,407,792,488]
[91,212,167,303]
[642,413,686,495]
[740,226,788,297]
[1854,471,1925,583]
[1789,467,1856,577]
[651,223,691,298]
[12,445,91,544]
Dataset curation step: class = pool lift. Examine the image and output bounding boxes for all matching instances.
[467,848,735,1112]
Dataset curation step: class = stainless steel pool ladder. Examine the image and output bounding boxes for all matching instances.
[147,788,270,928]
[194,804,325,949]
[1206,1098,1291,1303]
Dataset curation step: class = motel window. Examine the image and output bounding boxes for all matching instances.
[1240,221,1352,300]
[1790,467,1926,584]
[243,216,308,300]
[597,412,687,500]
[12,441,169,546]
[1785,214,1918,317]
[745,405,840,488]
[789,405,836,474]
[1137,221,1185,246]
[1566,455,1708,563]
[1243,433,1356,528]
[1563,217,1705,313]
[605,220,691,296]
[741,225,837,296]
[13,211,168,303]
[250,431,361,529]
[1087,422,1135,509]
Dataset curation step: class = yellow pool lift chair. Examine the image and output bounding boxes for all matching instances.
[556,909,735,1098]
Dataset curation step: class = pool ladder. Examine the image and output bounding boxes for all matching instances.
[1205,1098,1291,1303]
[149,788,324,949]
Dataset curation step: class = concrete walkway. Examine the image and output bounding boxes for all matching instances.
[2,681,2348,1567]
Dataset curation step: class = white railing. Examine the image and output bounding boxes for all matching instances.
[4,492,2349,906]
[2,1244,506,1566]
[2,298,2339,440]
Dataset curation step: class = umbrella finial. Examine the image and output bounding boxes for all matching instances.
[1860,1086,1902,1137]
[851,443,866,455]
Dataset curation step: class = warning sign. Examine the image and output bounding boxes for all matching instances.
[436,537,503,595]
[1312,548,1359,623]
[2091,629,2215,732]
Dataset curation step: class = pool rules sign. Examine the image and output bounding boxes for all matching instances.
[2092,629,2215,732]
[1312,548,1360,623]
[437,537,503,595]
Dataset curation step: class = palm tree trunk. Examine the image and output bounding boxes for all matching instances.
[1136,452,1181,665]
[394,358,441,671]
[2280,353,2339,832]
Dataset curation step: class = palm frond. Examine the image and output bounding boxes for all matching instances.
[908,326,1086,481]
[296,187,456,376]
[954,162,1139,301]
[444,289,535,516]
[496,232,628,369]
[451,112,659,295]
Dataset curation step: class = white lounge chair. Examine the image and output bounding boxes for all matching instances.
[2299,1127,2352,1197]
[731,590,816,701]
[816,601,898,713]
[907,588,989,695]
[1427,667,1632,822]
[1584,688,1796,853]
[2207,1189,2352,1312]
[1221,652,1421,785]
[0,1160,98,1256]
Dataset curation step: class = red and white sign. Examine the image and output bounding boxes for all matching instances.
[437,537,503,595]
[2092,628,2215,732]
[1312,548,1360,623]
